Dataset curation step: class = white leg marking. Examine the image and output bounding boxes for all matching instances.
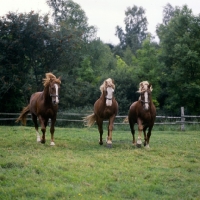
[36,131,41,142]
[137,137,142,145]
[50,141,55,146]
[145,144,150,148]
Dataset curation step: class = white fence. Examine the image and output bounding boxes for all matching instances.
[0,107,200,131]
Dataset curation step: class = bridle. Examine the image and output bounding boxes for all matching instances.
[140,100,150,103]
[49,83,60,98]
[140,90,151,110]
[50,94,59,98]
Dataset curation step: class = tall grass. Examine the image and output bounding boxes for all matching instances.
[0,126,199,199]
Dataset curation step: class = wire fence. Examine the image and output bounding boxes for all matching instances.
[1,107,200,131]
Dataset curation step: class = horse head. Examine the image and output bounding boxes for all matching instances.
[43,73,61,105]
[138,81,152,111]
[100,78,115,106]
[49,81,60,105]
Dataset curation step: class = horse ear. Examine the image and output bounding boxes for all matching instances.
[148,83,153,91]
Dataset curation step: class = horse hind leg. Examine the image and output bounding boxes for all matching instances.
[129,120,136,146]
[97,119,103,145]
[49,118,56,146]
[32,114,41,142]
[145,127,153,148]
[143,125,148,147]
[38,116,46,144]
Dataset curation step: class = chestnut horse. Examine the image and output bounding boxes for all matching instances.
[84,78,118,147]
[128,81,156,148]
[16,73,61,145]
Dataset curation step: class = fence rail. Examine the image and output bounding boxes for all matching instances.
[1,107,200,130]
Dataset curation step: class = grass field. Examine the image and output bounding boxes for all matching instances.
[0,125,200,200]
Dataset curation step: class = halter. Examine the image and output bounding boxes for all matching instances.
[49,83,59,100]
[50,94,59,97]
[140,100,150,103]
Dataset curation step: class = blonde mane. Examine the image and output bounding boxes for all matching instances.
[137,81,153,93]
[100,78,115,94]
[43,73,61,87]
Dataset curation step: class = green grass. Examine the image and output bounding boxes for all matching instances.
[0,126,200,200]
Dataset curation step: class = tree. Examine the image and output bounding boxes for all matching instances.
[0,10,72,112]
[115,5,148,54]
[157,5,200,114]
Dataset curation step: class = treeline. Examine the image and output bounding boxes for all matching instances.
[0,0,200,115]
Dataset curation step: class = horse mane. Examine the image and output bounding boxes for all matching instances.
[43,73,61,87]
[100,78,115,94]
[137,81,153,93]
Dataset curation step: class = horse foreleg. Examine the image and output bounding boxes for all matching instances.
[32,114,40,142]
[137,118,143,147]
[97,118,103,145]
[143,125,148,146]
[107,116,115,147]
[38,116,46,144]
[50,118,56,146]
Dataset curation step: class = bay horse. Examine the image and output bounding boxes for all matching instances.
[16,73,61,146]
[83,78,118,147]
[128,81,156,148]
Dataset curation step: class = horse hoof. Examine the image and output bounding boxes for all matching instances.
[107,143,112,148]
[132,143,136,147]
[37,137,41,142]
[50,142,55,146]
[99,141,103,145]
[41,140,45,144]
[136,143,142,148]
[145,144,150,148]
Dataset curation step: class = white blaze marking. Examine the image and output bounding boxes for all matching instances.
[54,84,59,103]
[106,87,114,106]
[144,91,149,110]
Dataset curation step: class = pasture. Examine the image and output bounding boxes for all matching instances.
[0,126,200,200]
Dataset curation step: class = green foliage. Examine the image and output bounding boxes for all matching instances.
[115,5,148,54]
[157,5,200,114]
[1,1,200,115]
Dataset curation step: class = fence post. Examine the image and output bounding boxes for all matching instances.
[181,107,185,131]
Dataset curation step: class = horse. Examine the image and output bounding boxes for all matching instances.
[83,78,118,147]
[16,73,61,146]
[128,81,156,148]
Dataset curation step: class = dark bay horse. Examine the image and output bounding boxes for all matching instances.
[128,81,156,148]
[84,78,118,147]
[16,73,61,145]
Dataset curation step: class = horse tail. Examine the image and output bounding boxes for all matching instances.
[83,113,96,127]
[123,116,129,123]
[16,105,30,125]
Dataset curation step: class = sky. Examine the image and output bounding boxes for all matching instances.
[0,0,200,45]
